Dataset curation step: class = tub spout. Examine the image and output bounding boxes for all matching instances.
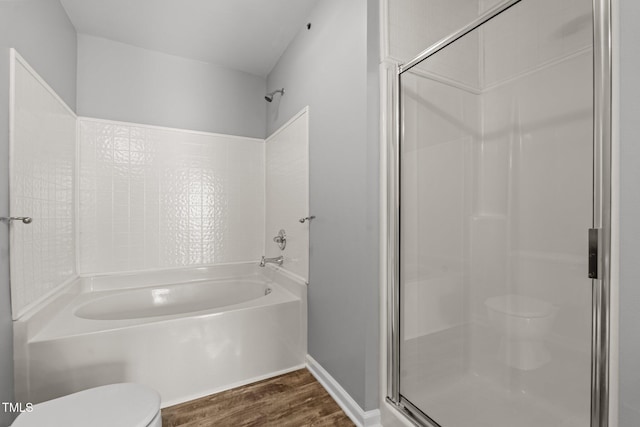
[259,256,283,267]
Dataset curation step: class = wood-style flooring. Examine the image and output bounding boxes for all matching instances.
[162,369,356,427]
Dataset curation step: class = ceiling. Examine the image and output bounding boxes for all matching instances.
[60,0,318,77]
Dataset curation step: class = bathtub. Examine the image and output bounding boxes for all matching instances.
[13,263,307,407]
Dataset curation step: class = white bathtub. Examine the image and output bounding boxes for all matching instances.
[13,263,307,407]
[75,279,272,320]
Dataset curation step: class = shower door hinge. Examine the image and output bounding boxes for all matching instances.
[588,228,601,279]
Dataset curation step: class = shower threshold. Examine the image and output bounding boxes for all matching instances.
[402,372,588,427]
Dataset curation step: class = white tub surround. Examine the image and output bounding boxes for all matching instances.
[9,50,77,319]
[78,118,265,274]
[14,263,307,407]
[264,108,309,282]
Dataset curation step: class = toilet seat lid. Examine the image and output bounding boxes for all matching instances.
[485,294,556,318]
[12,383,160,427]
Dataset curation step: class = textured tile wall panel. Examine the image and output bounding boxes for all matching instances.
[78,118,264,274]
[265,109,309,281]
[10,58,77,318]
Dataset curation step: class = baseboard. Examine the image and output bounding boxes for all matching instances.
[306,355,381,427]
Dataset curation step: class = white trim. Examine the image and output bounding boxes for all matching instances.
[304,108,310,282]
[74,108,81,277]
[306,355,382,427]
[378,60,390,413]
[160,364,306,409]
[265,106,309,143]
[380,0,390,62]
[262,134,267,256]
[8,48,15,314]
[77,116,264,143]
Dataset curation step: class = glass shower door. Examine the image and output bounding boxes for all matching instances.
[398,1,594,426]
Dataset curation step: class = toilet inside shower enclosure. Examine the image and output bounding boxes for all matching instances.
[387,0,609,426]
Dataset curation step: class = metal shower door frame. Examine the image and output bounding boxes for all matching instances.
[385,0,613,426]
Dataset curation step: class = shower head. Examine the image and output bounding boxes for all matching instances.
[265,88,285,102]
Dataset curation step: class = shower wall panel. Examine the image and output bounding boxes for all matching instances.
[78,118,264,274]
[10,54,77,319]
[467,51,593,423]
[400,73,479,341]
[264,109,309,281]
[386,0,481,65]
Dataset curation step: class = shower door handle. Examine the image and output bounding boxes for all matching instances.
[588,228,601,279]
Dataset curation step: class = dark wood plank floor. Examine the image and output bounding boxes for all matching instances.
[162,369,356,427]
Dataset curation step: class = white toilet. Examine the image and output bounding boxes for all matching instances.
[484,294,558,371]
[11,383,161,427]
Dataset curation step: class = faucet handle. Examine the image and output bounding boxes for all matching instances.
[273,229,286,250]
[299,215,315,223]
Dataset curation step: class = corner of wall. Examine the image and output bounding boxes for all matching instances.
[267,0,379,413]
[366,0,382,413]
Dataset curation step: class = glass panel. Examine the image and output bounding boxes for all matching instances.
[399,1,594,426]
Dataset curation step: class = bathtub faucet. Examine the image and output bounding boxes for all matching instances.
[259,255,283,267]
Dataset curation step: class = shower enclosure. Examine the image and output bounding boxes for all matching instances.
[386,0,611,426]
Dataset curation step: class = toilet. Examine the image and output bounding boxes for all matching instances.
[11,383,161,427]
[484,294,558,371]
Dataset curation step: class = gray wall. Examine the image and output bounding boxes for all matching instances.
[619,1,640,425]
[0,2,77,425]
[77,34,267,138]
[0,0,77,109]
[267,0,380,411]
